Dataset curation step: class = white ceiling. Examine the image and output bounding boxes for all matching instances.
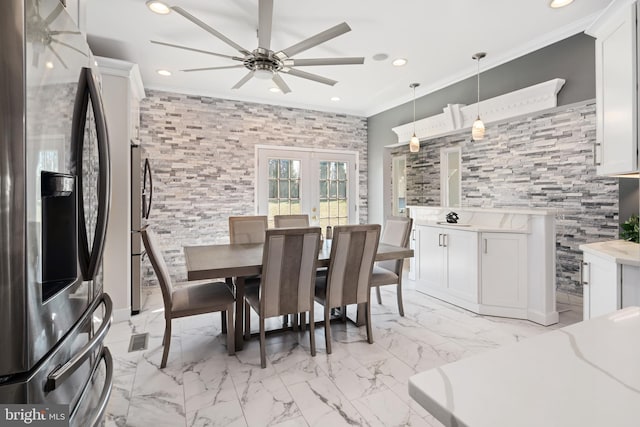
[85,0,611,117]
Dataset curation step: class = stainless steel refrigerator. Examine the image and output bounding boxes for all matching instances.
[0,0,113,425]
[131,145,152,314]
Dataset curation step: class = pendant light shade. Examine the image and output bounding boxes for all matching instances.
[472,52,486,141]
[409,82,420,153]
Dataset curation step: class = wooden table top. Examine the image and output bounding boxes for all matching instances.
[184,241,414,281]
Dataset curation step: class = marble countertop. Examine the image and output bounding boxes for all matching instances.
[414,220,530,234]
[408,306,640,427]
[408,205,558,216]
[579,240,640,267]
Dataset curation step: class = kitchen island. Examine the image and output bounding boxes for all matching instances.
[409,306,640,427]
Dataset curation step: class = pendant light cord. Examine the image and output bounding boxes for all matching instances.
[413,85,417,135]
[476,57,480,119]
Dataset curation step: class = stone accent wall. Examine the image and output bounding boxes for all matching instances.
[391,101,619,294]
[139,90,368,284]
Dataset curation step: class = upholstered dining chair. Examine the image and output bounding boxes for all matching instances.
[370,216,413,316]
[141,226,235,368]
[228,215,268,244]
[314,224,381,354]
[273,214,309,228]
[243,227,322,368]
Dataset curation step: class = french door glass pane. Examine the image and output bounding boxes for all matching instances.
[267,158,301,226]
[319,160,349,228]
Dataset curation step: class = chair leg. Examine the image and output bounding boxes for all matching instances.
[365,300,373,344]
[300,312,306,332]
[221,312,227,334]
[244,300,251,341]
[341,305,347,322]
[324,306,332,354]
[396,282,405,317]
[282,314,288,327]
[259,316,266,368]
[161,318,171,369]
[309,309,316,357]
[292,313,299,332]
[226,307,235,356]
[375,286,382,305]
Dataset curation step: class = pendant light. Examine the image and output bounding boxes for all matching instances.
[471,52,486,141]
[409,82,420,153]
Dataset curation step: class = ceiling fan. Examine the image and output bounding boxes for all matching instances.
[148,0,365,94]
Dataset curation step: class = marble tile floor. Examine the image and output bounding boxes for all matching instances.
[102,280,581,427]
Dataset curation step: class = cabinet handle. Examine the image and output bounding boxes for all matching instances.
[580,261,589,285]
[438,233,442,247]
[484,239,487,254]
[593,142,601,166]
[412,229,416,241]
[443,233,448,247]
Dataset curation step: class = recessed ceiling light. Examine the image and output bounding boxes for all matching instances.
[269,87,281,93]
[45,61,54,69]
[392,58,408,67]
[330,96,341,102]
[549,0,574,8]
[157,69,172,76]
[146,0,171,14]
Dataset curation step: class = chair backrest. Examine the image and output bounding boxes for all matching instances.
[228,215,268,244]
[273,214,309,228]
[260,227,321,318]
[325,224,381,308]
[140,227,173,315]
[378,216,413,273]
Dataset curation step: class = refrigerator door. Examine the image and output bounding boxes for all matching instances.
[0,0,110,379]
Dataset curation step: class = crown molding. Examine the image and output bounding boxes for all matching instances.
[392,78,565,144]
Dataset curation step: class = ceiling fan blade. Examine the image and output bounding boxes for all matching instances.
[282,68,337,86]
[171,6,251,55]
[43,2,64,26]
[232,71,254,89]
[285,57,365,67]
[258,0,274,50]
[278,22,351,59]
[272,73,291,94]
[48,45,68,69]
[181,65,245,72]
[150,40,243,61]
[51,39,88,57]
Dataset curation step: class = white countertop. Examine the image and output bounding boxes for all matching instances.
[414,220,529,234]
[409,307,640,427]
[579,240,640,267]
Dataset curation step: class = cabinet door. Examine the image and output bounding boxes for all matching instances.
[416,225,445,291]
[583,254,620,319]
[594,2,638,175]
[445,229,478,303]
[481,233,527,309]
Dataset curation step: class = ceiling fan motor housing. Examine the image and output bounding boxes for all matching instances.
[244,47,284,75]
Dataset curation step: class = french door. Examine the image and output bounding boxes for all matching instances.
[256,146,358,228]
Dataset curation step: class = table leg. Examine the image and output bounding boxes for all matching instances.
[234,276,245,352]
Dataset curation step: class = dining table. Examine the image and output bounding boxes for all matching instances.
[184,240,414,351]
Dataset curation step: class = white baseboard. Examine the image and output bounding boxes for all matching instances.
[111,307,131,324]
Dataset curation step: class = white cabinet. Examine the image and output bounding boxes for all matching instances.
[414,224,478,312]
[582,252,640,320]
[587,1,640,176]
[480,233,527,311]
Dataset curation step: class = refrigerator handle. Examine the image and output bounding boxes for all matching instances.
[71,67,111,280]
[69,346,113,427]
[45,293,112,392]
[142,157,153,220]
[85,67,111,280]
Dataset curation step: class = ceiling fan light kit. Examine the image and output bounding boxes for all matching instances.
[148,0,364,94]
[471,51,486,141]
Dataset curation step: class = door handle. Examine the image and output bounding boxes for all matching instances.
[69,346,113,427]
[580,262,589,285]
[593,142,601,166]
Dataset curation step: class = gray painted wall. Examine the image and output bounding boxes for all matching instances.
[367,33,597,224]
